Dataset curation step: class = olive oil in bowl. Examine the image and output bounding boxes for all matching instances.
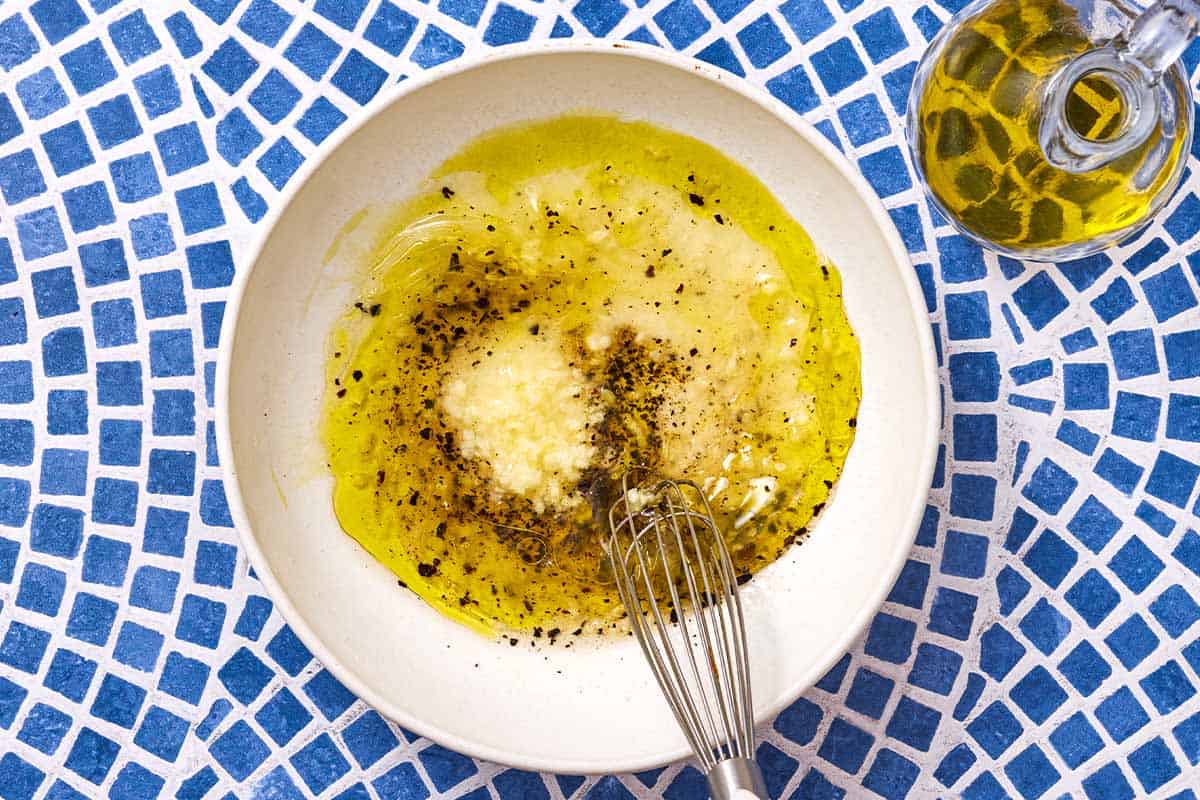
[320,116,861,636]
[910,0,1191,259]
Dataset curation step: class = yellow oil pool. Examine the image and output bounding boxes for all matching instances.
[321,115,861,636]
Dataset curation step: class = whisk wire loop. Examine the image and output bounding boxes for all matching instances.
[664,486,739,762]
[606,470,763,798]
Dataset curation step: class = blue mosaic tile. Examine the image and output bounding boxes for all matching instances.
[158,652,210,705]
[1065,328,1099,352]
[1128,737,1181,792]
[853,8,906,63]
[1065,568,1120,628]
[967,700,1023,759]
[133,705,189,761]
[654,0,710,49]
[1049,711,1104,769]
[164,11,202,56]
[175,594,226,649]
[292,732,352,794]
[884,696,940,751]
[342,710,400,769]
[1108,328,1159,379]
[1165,193,1200,243]
[738,14,789,68]
[110,152,162,202]
[779,0,835,42]
[811,38,867,95]
[1013,271,1068,330]
[1150,583,1200,636]
[61,39,118,95]
[18,702,71,756]
[412,25,466,67]
[359,3,413,54]
[192,0,241,24]
[196,699,232,741]
[945,676,984,724]
[864,612,916,663]
[817,717,874,775]
[0,95,24,143]
[494,769,550,800]
[774,696,822,745]
[1109,535,1165,592]
[1174,711,1200,767]
[1081,762,1135,800]
[1019,597,1072,655]
[484,4,536,45]
[766,64,819,114]
[134,65,182,119]
[996,565,1030,616]
[239,0,294,46]
[980,623,1025,681]
[204,37,260,95]
[81,535,130,586]
[1175,530,1200,577]
[934,742,975,787]
[861,748,918,799]
[846,667,893,718]
[1142,264,1198,322]
[695,38,744,75]
[140,271,186,320]
[257,687,313,746]
[63,181,116,233]
[0,149,47,205]
[64,593,115,645]
[1005,744,1060,800]
[1010,665,1067,724]
[1095,447,1145,495]
[44,648,98,702]
[1167,393,1200,442]
[90,673,147,728]
[316,0,369,29]
[109,10,161,65]
[1145,450,1200,508]
[1105,614,1160,669]
[258,137,305,189]
[156,122,209,175]
[210,720,271,780]
[30,0,89,45]
[859,146,912,198]
[0,16,41,71]
[47,390,86,434]
[1140,659,1195,714]
[218,647,274,704]
[574,0,629,35]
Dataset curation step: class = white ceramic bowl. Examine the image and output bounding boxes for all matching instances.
[218,42,939,774]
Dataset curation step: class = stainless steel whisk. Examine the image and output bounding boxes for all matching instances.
[606,470,767,800]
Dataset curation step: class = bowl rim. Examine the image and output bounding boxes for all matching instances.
[216,39,941,774]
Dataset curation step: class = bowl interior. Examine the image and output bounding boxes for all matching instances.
[221,45,938,773]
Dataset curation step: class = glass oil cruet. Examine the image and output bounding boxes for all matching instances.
[907,0,1197,260]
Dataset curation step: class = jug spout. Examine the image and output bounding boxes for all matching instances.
[1040,0,1199,172]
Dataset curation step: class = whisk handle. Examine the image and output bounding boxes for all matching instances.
[707,757,767,800]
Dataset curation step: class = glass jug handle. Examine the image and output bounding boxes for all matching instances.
[1039,0,1200,173]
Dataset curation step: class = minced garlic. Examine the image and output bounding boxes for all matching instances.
[441,329,601,513]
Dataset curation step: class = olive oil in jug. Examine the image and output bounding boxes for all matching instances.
[909,0,1194,260]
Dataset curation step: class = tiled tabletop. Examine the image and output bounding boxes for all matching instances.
[0,0,1199,798]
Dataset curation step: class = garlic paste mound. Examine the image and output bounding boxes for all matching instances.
[321,116,861,635]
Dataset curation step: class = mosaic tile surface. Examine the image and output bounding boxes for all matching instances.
[0,0,1199,797]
